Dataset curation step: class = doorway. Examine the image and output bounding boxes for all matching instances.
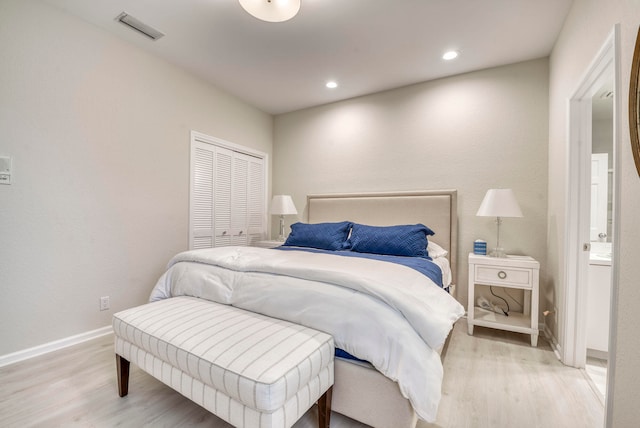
[585,80,614,402]
[563,25,620,409]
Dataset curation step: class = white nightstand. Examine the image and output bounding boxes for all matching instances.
[467,253,540,346]
[253,240,284,249]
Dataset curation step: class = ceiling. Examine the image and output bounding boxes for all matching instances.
[593,79,614,121]
[42,0,574,115]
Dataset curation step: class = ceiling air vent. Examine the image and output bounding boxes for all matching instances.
[115,12,164,41]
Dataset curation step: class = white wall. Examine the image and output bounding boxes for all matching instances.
[0,0,273,355]
[593,118,614,164]
[548,0,640,425]
[273,58,549,307]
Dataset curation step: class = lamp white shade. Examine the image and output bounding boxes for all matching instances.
[270,195,298,215]
[238,0,301,23]
[476,189,523,218]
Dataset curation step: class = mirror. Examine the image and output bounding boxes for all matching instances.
[629,26,640,177]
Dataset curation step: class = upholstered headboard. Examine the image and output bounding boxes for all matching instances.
[307,190,458,286]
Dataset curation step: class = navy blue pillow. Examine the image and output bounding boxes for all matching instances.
[283,221,352,251]
[348,223,434,258]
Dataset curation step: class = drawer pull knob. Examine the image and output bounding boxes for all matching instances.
[498,270,507,279]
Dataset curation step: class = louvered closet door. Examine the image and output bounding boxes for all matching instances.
[229,152,264,246]
[190,142,215,249]
[189,138,266,250]
[246,156,265,245]
[230,153,249,246]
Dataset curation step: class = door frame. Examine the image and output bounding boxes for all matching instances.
[563,25,620,374]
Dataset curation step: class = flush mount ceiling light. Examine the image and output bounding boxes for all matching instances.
[325,81,338,89]
[238,0,301,23]
[442,50,459,60]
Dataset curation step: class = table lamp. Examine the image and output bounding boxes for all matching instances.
[476,189,523,257]
[270,195,297,241]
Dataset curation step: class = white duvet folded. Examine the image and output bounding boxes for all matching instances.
[149,246,464,422]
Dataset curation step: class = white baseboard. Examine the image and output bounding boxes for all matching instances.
[541,322,562,361]
[0,326,113,368]
[586,348,609,361]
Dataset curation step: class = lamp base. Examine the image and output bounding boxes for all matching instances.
[277,215,286,242]
[489,247,506,258]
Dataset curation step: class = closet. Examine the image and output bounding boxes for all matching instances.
[189,133,266,249]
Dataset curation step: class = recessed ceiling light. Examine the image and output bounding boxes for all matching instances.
[326,81,338,89]
[442,51,459,60]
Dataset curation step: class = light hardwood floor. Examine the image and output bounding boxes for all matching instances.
[0,319,603,428]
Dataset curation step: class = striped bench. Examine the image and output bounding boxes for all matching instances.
[113,297,334,428]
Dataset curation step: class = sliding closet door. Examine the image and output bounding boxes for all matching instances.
[189,136,266,250]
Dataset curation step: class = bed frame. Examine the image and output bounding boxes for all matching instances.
[307,190,458,428]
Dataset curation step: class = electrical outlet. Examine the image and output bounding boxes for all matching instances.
[100,296,110,311]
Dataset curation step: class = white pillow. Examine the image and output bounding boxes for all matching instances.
[428,241,448,258]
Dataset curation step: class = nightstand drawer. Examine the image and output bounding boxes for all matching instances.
[475,266,532,288]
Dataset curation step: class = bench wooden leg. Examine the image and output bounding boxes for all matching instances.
[317,386,333,428]
[116,354,130,397]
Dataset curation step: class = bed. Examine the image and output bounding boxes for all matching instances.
[149,190,464,428]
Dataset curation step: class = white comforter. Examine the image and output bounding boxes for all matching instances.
[149,246,464,422]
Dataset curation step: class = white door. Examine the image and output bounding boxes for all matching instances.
[190,142,215,249]
[214,147,233,247]
[246,155,266,245]
[590,153,608,241]
[189,134,266,250]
